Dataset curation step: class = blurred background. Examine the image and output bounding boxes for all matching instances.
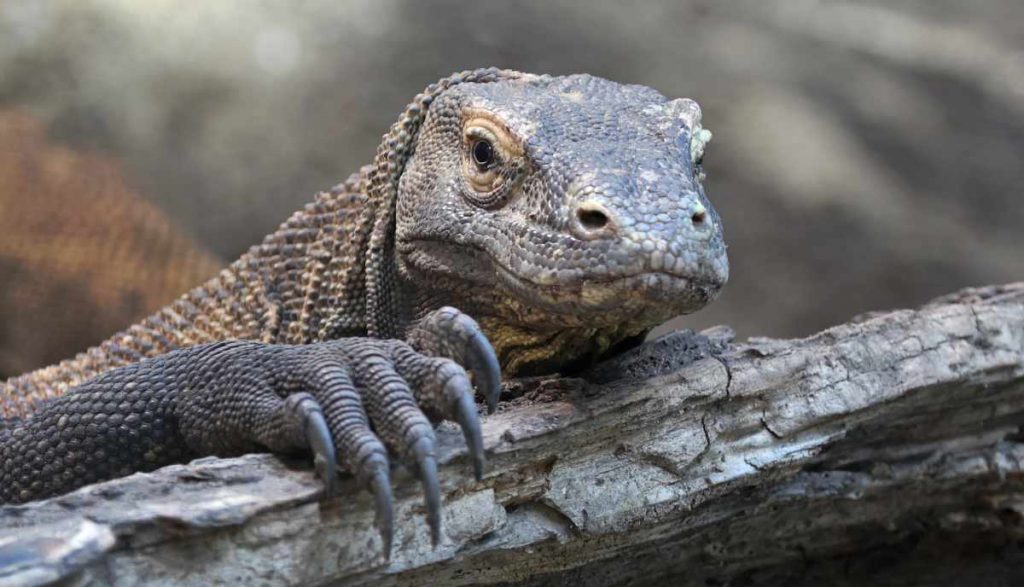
[0,0,1021,378]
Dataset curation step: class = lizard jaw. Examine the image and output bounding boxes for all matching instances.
[401,237,726,328]
[490,258,723,325]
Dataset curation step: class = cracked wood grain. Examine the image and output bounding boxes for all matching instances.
[1,283,1022,586]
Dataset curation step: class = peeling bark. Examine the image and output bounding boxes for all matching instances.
[1,283,1022,586]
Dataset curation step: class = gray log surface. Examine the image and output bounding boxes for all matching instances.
[2,283,1023,586]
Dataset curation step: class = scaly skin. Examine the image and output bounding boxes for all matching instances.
[0,69,727,555]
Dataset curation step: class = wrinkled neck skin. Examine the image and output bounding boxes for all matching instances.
[478,304,653,376]
[397,260,663,377]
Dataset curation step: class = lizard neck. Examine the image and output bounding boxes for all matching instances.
[405,279,649,376]
[481,317,649,376]
[255,174,376,344]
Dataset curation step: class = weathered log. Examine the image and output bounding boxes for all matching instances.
[1,283,1022,586]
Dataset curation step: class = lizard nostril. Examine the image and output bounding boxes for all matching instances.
[571,202,617,240]
[569,201,614,237]
[577,208,610,231]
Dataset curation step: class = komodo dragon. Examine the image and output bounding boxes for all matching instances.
[0,69,727,556]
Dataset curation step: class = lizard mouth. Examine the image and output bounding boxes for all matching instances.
[402,238,725,322]
[490,255,722,317]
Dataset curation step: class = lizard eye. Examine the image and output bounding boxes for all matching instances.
[464,128,503,194]
[471,138,495,169]
[463,123,507,195]
[462,113,523,207]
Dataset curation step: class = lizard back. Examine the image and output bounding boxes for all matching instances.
[1,172,372,420]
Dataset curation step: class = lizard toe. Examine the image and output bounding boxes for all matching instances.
[466,329,502,414]
[369,466,394,560]
[342,346,444,546]
[284,392,337,496]
[296,358,395,556]
[407,306,502,413]
[390,347,485,481]
[411,435,442,547]
[453,390,485,482]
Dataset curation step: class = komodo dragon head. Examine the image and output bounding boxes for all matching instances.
[368,69,728,374]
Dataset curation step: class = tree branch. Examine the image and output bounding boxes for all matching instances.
[2,283,1023,585]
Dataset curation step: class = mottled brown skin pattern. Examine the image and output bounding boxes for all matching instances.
[0,69,728,555]
[0,109,222,378]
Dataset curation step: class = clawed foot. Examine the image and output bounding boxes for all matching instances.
[224,307,499,558]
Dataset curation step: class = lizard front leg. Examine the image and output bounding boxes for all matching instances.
[0,324,500,558]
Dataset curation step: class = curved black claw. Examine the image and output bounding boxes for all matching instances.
[466,330,502,414]
[292,393,337,496]
[412,436,442,546]
[453,389,485,481]
[370,467,394,560]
